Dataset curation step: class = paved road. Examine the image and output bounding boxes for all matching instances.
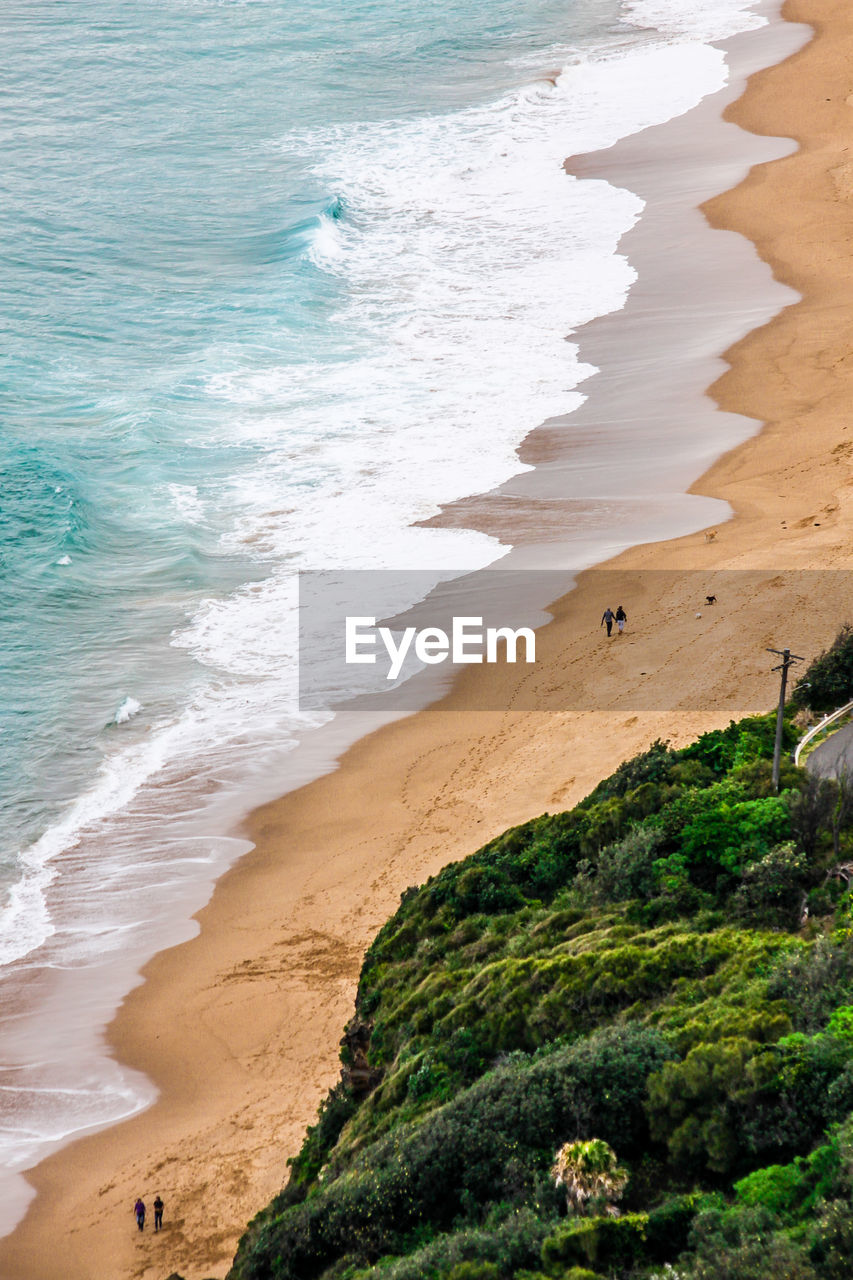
[806,721,853,779]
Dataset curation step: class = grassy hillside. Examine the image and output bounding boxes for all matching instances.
[221,638,853,1280]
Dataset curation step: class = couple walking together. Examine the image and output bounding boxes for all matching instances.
[134,1195,164,1231]
[601,606,627,637]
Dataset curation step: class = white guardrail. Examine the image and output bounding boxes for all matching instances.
[793,699,853,767]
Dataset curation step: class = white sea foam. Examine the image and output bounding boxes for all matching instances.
[307,211,345,265]
[0,865,55,970]
[183,36,733,685]
[624,0,767,41]
[114,696,142,724]
[166,482,205,523]
[0,662,330,970]
[1,11,765,972]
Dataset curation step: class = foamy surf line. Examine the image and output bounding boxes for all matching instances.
[0,0,807,1242]
[0,0,788,970]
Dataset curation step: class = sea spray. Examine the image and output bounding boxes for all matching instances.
[114,697,142,725]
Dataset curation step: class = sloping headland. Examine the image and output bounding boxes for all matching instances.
[227,635,853,1280]
[5,0,853,1277]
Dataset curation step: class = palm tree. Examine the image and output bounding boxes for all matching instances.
[551,1138,628,1217]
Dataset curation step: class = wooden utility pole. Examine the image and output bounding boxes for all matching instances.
[768,647,803,791]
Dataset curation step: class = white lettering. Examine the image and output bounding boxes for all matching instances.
[486,626,535,664]
[379,626,417,681]
[346,617,377,664]
[452,616,484,664]
[415,627,450,664]
[344,616,537,678]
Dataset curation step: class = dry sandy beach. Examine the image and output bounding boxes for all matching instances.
[3,0,853,1276]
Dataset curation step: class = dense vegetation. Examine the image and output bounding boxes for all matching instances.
[223,636,853,1280]
[792,625,853,715]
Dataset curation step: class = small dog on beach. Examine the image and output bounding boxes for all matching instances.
[704,530,717,544]
[705,595,717,606]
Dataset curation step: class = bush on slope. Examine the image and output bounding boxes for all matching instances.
[226,692,853,1280]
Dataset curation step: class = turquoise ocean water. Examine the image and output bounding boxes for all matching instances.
[0,0,779,1234]
[2,0,602,870]
[2,0,631,901]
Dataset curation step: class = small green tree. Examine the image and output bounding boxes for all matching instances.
[830,770,853,859]
[551,1138,628,1217]
[787,775,835,860]
[732,842,808,931]
[447,1264,499,1280]
[792,625,853,714]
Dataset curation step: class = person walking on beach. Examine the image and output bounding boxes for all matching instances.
[153,1194,164,1232]
[134,1198,146,1231]
[615,605,627,635]
[601,607,615,637]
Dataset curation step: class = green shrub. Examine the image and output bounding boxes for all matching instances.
[733,1162,804,1217]
[766,939,853,1033]
[540,1214,649,1272]
[739,1033,853,1162]
[587,825,663,903]
[731,843,808,930]
[230,1028,672,1280]
[644,1195,701,1262]
[809,1197,853,1279]
[446,1263,498,1280]
[287,1083,356,1187]
[454,866,527,916]
[687,1203,817,1279]
[648,1025,853,1178]
[787,776,836,860]
[517,1271,600,1280]
[227,699,853,1280]
[679,715,790,776]
[677,793,791,878]
[791,625,853,713]
[582,740,676,804]
[646,1037,761,1174]
[826,1005,853,1042]
[308,1209,553,1280]
[407,1054,453,1103]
